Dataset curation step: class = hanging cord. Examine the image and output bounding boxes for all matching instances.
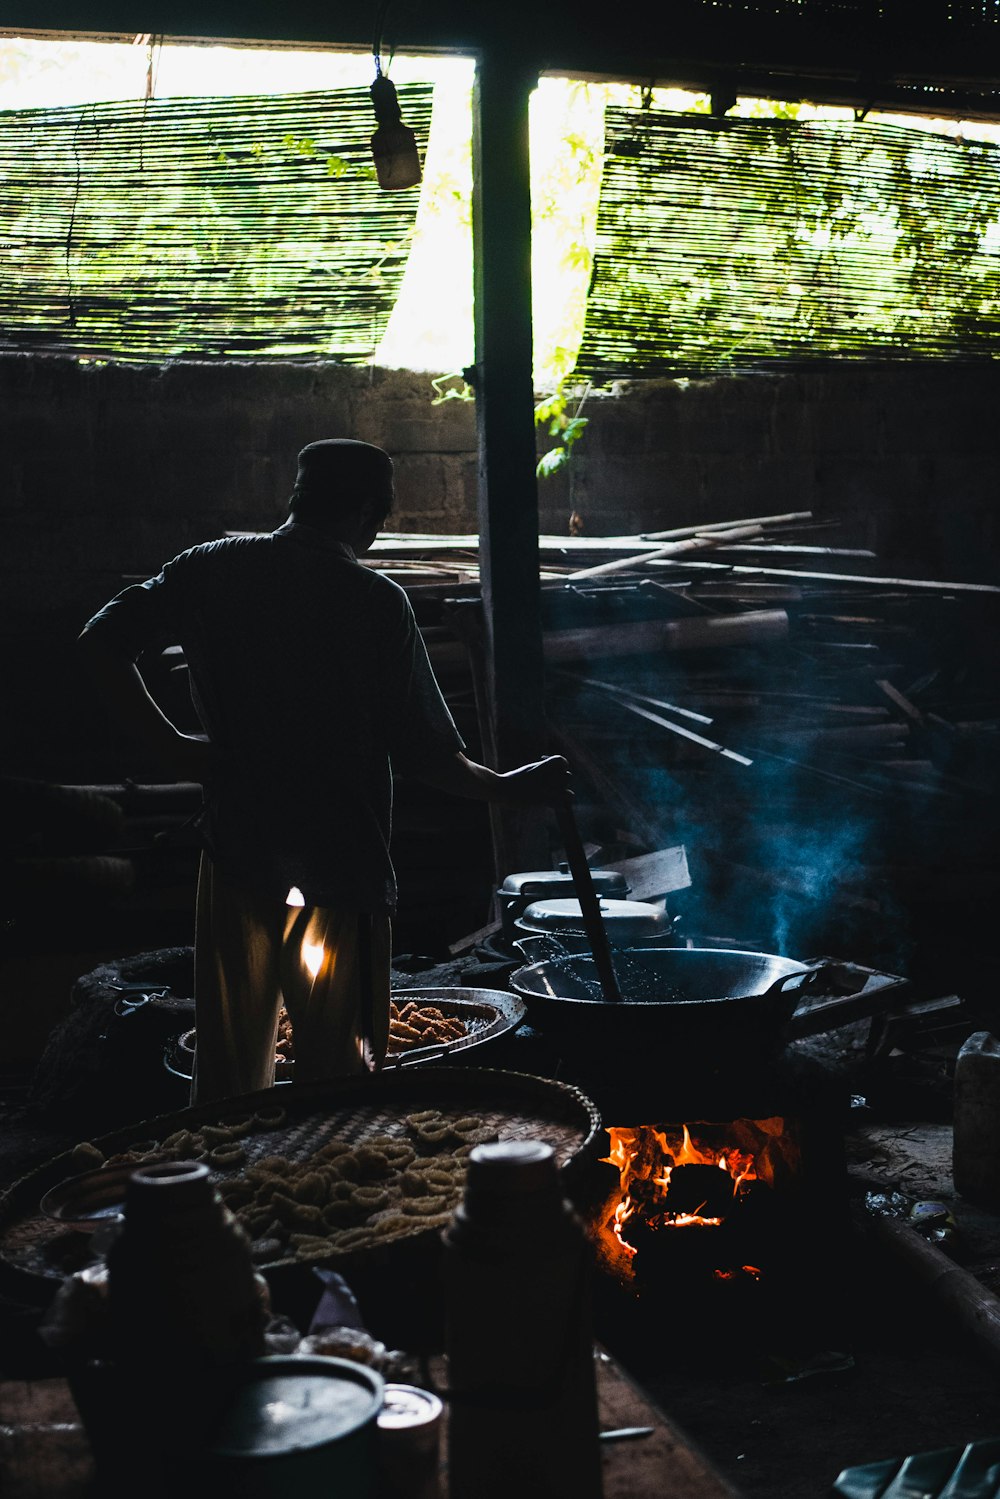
[64,106,91,327]
[140,34,163,172]
[145,33,162,101]
[372,0,392,75]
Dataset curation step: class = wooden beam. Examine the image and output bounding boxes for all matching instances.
[543,609,790,660]
[866,1213,1000,1375]
[602,845,693,901]
[640,510,812,541]
[566,525,766,582]
[471,49,548,869]
[644,558,1000,594]
[582,688,755,767]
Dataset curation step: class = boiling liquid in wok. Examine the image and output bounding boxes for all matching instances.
[553,950,692,1005]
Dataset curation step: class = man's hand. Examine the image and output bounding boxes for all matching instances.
[410,751,571,806]
[79,630,217,786]
[494,754,571,807]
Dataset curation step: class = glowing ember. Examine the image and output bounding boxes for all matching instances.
[714,1265,763,1283]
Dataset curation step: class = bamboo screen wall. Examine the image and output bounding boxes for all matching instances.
[576,108,1000,381]
[0,84,433,363]
[661,0,1000,18]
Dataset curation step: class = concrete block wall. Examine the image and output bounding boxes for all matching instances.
[563,368,1000,578]
[3,352,998,780]
[0,356,483,778]
[0,357,482,622]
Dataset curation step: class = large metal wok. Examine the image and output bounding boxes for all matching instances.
[509,938,908,1055]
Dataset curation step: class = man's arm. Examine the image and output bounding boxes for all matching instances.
[77,630,215,784]
[409,751,571,807]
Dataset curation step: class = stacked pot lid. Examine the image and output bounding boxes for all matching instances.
[496,868,630,943]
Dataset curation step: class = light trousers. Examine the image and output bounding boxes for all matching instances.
[191,855,391,1105]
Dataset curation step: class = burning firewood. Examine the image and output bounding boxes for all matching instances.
[660,1162,736,1219]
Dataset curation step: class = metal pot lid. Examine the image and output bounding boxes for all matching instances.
[516,897,667,938]
[498,868,629,899]
[207,1356,384,1458]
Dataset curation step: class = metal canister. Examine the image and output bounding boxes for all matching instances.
[106,1159,269,1372]
[442,1141,602,1499]
[376,1383,443,1499]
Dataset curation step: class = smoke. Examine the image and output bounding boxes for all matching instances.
[548,659,910,969]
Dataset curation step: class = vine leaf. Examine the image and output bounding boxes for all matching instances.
[536,447,569,477]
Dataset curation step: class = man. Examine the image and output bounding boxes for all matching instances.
[79,439,568,1102]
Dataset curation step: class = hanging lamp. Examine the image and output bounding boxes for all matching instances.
[369,0,422,190]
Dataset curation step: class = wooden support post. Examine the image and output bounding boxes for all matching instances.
[471,49,548,872]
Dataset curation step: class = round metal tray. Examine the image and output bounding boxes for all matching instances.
[164,987,527,1083]
[0,1066,601,1303]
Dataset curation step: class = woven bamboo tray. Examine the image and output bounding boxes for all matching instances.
[0,1067,601,1303]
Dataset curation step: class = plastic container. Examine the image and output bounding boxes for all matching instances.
[442,1140,602,1499]
[953,1032,1000,1208]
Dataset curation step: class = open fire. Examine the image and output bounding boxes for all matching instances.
[595,1118,803,1286]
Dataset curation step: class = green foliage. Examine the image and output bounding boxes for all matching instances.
[536,446,570,477]
[530,81,605,390]
[578,105,1000,379]
[7,45,997,383]
[534,382,590,480]
[0,85,432,362]
[430,371,475,404]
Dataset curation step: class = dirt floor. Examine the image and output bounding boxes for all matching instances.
[1,963,999,1498]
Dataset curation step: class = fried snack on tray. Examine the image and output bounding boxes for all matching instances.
[65,1105,500,1264]
[66,1108,284,1179]
[271,1000,471,1063]
[69,1142,106,1172]
[222,1113,497,1262]
[388,1001,468,1053]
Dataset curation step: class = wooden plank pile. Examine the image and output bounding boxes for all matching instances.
[369,513,1000,996]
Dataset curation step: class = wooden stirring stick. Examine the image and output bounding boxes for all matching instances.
[554,800,623,1003]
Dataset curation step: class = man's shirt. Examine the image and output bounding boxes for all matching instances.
[81,522,465,911]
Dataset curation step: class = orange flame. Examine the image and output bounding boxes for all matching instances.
[602,1127,767,1265]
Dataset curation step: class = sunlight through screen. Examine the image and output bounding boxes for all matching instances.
[3,33,999,386]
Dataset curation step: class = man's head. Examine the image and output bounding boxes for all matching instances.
[288,439,395,551]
